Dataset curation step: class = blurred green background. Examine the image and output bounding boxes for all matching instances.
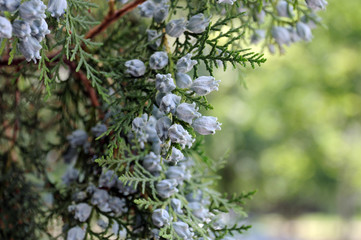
[208,0,361,239]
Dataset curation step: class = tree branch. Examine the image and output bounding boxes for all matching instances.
[85,0,146,40]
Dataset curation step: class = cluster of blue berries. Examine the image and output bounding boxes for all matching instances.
[111,2,225,238]
[126,53,222,224]
[268,0,326,53]
[217,0,327,53]
[62,123,136,240]
[0,0,67,62]
[138,0,210,37]
[62,167,136,240]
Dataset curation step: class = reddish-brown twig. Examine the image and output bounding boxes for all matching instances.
[85,0,145,40]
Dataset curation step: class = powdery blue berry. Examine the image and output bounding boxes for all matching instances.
[0,17,12,39]
[149,51,168,70]
[0,0,20,12]
[98,169,117,188]
[86,184,96,194]
[288,27,301,43]
[152,209,171,228]
[168,124,194,149]
[145,116,160,143]
[175,72,192,89]
[159,93,181,114]
[306,0,327,11]
[186,13,209,34]
[156,179,178,198]
[155,73,176,93]
[190,76,220,96]
[152,140,162,155]
[91,123,107,138]
[276,0,294,18]
[66,130,88,148]
[251,30,265,44]
[69,203,92,222]
[153,4,169,23]
[155,92,166,106]
[173,221,193,240]
[176,53,197,73]
[147,29,161,50]
[12,20,31,39]
[18,37,42,63]
[20,0,47,21]
[166,165,190,185]
[152,104,165,119]
[143,152,162,175]
[131,114,149,146]
[272,26,292,46]
[132,114,148,132]
[30,18,50,41]
[62,167,79,185]
[125,59,146,77]
[175,102,201,124]
[108,197,127,216]
[91,189,111,212]
[166,18,187,38]
[296,22,313,42]
[192,116,221,135]
[48,0,67,18]
[138,1,156,17]
[156,116,172,141]
[168,147,184,164]
[67,226,85,240]
[171,198,183,214]
[188,202,209,221]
